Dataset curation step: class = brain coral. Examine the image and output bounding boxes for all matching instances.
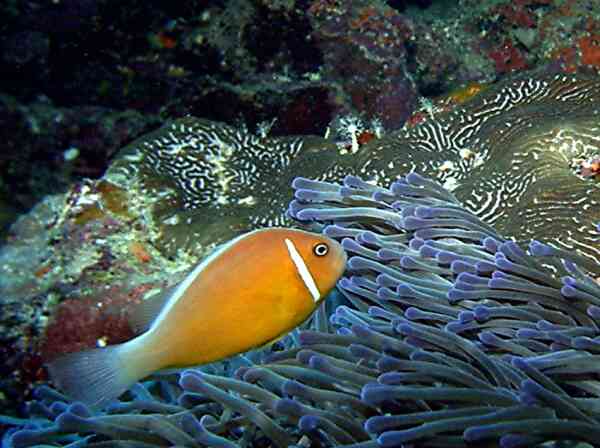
[109,73,600,260]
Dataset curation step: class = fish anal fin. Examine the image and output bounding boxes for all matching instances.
[257,332,287,350]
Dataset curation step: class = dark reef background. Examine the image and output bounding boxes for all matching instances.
[4,0,600,238]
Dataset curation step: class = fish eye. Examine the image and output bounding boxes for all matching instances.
[313,242,329,257]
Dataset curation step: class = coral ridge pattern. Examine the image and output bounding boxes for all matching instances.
[111,73,600,262]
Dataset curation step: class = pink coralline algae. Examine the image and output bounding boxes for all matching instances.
[308,1,417,129]
[492,0,551,29]
[39,292,136,362]
[487,39,529,73]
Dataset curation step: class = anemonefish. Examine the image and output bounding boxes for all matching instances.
[48,227,347,408]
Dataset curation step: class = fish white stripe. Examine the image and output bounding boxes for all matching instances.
[284,238,321,302]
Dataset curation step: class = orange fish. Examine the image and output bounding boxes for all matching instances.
[48,227,347,408]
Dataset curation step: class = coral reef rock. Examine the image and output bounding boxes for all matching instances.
[111,73,600,261]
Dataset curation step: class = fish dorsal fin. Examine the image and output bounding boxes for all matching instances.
[128,231,259,335]
[128,285,177,334]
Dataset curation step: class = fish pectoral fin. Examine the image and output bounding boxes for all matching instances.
[128,285,177,334]
[257,332,287,350]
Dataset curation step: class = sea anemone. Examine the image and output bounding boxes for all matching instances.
[4,172,600,447]
[287,172,600,446]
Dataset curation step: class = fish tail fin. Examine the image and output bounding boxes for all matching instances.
[47,342,139,409]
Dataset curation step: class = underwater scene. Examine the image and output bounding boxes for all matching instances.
[3,1,600,447]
